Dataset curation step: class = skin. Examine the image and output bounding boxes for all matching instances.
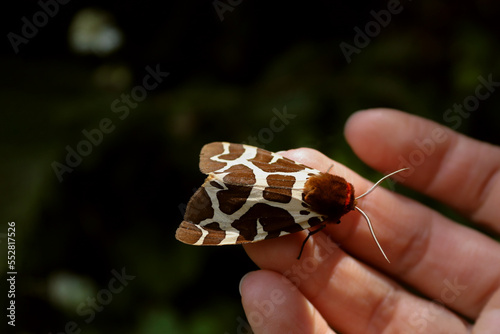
[240,109,500,333]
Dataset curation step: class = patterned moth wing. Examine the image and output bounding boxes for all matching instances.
[176,142,356,246]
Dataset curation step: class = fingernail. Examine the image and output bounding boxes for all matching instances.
[239,271,253,295]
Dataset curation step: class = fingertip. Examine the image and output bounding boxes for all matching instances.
[238,271,252,296]
[345,108,388,141]
[239,270,285,315]
[240,269,332,334]
[345,108,426,172]
[239,271,255,296]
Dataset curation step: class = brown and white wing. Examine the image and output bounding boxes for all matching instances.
[175,142,326,246]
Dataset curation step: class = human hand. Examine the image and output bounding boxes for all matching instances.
[241,109,500,333]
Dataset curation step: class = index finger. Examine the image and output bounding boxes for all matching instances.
[345,108,500,232]
[259,146,500,320]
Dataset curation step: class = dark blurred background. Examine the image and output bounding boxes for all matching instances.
[1,0,500,333]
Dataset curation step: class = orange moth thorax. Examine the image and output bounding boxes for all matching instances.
[303,173,356,221]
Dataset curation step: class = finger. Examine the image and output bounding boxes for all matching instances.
[345,108,500,232]
[240,270,334,334]
[244,232,469,333]
[473,288,500,333]
[275,147,500,320]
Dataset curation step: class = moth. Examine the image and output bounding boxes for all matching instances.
[176,142,407,262]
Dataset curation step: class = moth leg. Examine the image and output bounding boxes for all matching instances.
[297,224,327,260]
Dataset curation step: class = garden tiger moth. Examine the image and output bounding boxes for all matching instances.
[175,142,407,262]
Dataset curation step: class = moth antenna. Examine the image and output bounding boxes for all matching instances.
[352,168,408,263]
[355,168,409,200]
[355,206,390,263]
